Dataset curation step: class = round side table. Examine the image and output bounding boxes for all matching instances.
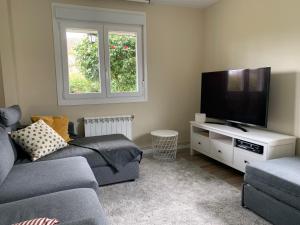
[151,130,178,161]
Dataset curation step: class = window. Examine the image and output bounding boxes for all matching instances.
[104,25,143,98]
[66,27,102,95]
[52,4,147,105]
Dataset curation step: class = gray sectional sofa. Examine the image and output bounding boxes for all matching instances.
[242,157,300,225]
[2,105,142,186]
[0,126,107,225]
[0,105,143,224]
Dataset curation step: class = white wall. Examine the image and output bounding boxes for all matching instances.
[203,0,300,154]
[0,59,5,107]
[3,0,300,153]
[0,0,204,147]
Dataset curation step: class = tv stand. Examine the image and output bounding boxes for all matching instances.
[190,122,296,172]
[206,121,248,132]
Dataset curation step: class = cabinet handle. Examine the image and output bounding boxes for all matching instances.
[218,150,222,153]
[244,160,249,164]
[198,142,201,145]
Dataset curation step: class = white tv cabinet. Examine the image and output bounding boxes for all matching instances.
[190,122,296,172]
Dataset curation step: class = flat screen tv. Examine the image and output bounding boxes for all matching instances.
[201,67,271,128]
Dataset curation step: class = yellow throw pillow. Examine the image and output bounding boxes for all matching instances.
[31,116,54,127]
[31,115,71,142]
[53,116,71,142]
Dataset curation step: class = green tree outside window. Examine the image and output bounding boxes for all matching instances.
[70,33,137,93]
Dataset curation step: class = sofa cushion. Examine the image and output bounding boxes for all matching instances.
[29,144,141,168]
[11,120,67,161]
[0,188,107,225]
[0,105,21,131]
[245,173,300,210]
[68,134,142,171]
[0,157,98,203]
[245,157,300,209]
[93,161,139,186]
[15,134,142,168]
[0,127,17,185]
[245,157,300,196]
[34,144,110,167]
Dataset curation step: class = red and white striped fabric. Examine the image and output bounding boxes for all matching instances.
[13,218,59,225]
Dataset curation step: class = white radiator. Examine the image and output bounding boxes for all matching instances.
[84,115,134,139]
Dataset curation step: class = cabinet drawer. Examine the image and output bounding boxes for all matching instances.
[191,133,210,155]
[233,148,264,172]
[211,140,233,165]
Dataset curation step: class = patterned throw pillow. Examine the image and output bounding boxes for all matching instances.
[13,218,59,225]
[11,120,67,161]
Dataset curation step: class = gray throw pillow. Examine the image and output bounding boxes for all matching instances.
[0,105,22,131]
[0,126,16,185]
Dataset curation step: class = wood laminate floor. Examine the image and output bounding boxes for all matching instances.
[179,150,244,189]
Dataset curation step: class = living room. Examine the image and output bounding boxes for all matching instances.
[0,0,299,224]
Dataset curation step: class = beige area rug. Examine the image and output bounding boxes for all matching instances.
[101,155,270,225]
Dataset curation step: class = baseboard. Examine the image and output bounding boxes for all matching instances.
[141,143,190,155]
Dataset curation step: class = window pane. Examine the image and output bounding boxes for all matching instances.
[109,31,138,93]
[66,29,101,94]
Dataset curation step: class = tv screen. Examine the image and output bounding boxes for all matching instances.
[201,67,271,127]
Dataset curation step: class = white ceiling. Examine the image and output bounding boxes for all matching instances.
[150,0,219,8]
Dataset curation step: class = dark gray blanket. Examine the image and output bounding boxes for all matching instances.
[69,134,142,173]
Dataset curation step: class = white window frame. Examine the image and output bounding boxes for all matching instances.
[60,22,106,99]
[104,25,143,98]
[52,3,147,105]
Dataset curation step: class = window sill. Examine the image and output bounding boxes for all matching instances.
[57,96,148,106]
